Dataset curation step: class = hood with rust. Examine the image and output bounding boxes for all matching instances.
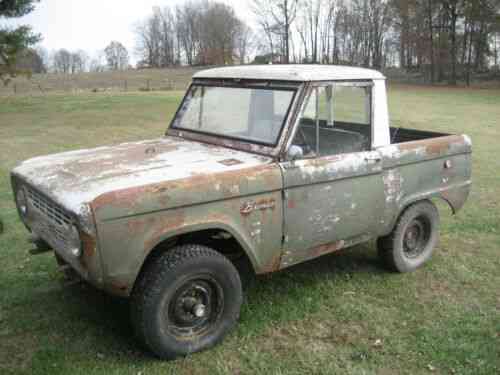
[12,136,282,220]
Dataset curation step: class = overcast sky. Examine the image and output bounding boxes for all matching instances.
[5,0,256,63]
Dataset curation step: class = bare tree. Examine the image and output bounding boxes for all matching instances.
[197,2,242,65]
[35,46,49,71]
[235,22,253,64]
[135,1,248,66]
[441,0,460,85]
[135,7,178,67]
[176,2,200,66]
[70,50,88,73]
[252,0,299,63]
[104,41,129,70]
[52,49,72,73]
[89,50,106,72]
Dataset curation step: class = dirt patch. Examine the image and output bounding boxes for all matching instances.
[0,332,38,372]
[257,318,369,355]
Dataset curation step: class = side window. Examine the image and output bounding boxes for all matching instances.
[333,86,371,125]
[290,83,372,158]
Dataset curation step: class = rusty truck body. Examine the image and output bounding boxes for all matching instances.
[11,65,471,359]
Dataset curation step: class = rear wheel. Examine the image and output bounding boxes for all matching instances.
[131,244,242,359]
[377,200,440,273]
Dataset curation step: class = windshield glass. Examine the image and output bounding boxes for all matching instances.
[172,85,296,145]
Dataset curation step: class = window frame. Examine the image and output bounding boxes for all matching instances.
[285,80,374,160]
[169,82,299,148]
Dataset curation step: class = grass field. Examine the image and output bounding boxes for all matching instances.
[0,84,499,375]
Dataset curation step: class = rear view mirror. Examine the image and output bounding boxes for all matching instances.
[287,145,303,161]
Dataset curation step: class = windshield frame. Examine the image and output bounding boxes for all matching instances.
[167,80,301,153]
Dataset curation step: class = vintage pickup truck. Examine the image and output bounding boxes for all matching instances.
[11,65,471,359]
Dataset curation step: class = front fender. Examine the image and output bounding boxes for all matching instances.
[95,192,283,296]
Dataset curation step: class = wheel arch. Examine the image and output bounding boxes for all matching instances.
[131,222,258,292]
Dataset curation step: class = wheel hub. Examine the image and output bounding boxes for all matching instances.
[403,216,429,258]
[167,276,223,338]
[193,303,207,318]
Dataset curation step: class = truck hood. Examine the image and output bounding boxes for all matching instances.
[12,136,275,216]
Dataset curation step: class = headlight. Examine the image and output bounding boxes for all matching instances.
[68,224,82,257]
[16,188,28,217]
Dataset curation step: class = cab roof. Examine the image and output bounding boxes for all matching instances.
[193,64,386,82]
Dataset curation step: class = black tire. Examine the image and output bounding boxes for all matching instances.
[377,200,440,273]
[130,244,242,359]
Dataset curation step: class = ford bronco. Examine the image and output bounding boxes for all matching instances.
[11,65,472,359]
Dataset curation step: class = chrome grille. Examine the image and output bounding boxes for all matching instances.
[25,187,78,252]
[26,187,71,227]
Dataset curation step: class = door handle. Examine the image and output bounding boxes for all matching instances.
[364,155,382,163]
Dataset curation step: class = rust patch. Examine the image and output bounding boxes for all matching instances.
[310,240,345,258]
[425,137,451,156]
[305,154,343,168]
[397,135,463,156]
[260,252,282,274]
[81,232,96,258]
[80,231,96,269]
[218,158,243,166]
[143,210,187,253]
[56,141,178,179]
[91,163,280,214]
[91,189,140,212]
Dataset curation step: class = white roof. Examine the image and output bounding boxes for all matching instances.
[194,64,385,82]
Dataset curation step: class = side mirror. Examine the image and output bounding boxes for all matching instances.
[287,145,304,161]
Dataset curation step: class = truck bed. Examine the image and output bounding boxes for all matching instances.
[333,121,449,145]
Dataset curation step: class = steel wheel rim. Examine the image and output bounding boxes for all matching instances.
[165,275,224,338]
[403,215,431,259]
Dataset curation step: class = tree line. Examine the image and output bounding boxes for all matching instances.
[133,0,500,84]
[2,0,500,85]
[18,41,130,75]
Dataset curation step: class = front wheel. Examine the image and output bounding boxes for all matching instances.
[377,200,440,273]
[131,244,242,359]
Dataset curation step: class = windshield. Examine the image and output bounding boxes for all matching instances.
[172,85,296,146]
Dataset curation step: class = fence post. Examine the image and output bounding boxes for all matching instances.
[147,79,151,91]
[13,84,17,94]
[124,79,127,92]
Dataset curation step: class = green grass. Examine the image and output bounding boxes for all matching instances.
[1,85,499,375]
